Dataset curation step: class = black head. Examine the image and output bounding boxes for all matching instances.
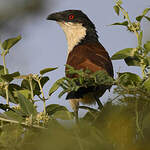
[47,10,96,30]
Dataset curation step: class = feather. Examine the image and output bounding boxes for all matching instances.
[65,42,114,103]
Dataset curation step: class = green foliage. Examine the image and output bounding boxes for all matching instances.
[136,8,150,22]
[111,21,128,26]
[143,78,150,92]
[40,67,58,75]
[17,93,37,117]
[0,1,150,150]
[117,72,142,87]
[49,65,114,98]
[113,5,120,16]
[0,72,20,83]
[111,3,150,77]
[2,35,21,50]
[0,65,8,76]
[49,77,65,96]
[46,104,74,120]
[111,48,134,60]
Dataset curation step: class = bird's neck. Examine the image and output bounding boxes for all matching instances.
[58,22,98,54]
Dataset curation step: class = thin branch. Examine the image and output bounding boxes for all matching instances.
[37,79,46,115]
[0,117,46,129]
[0,41,9,105]
[135,100,144,138]
[79,106,98,112]
[29,76,34,102]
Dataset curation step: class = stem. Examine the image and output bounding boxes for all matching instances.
[2,54,7,74]
[95,98,104,110]
[0,42,7,74]
[0,116,46,129]
[135,100,144,138]
[79,106,98,112]
[5,84,9,105]
[37,79,46,115]
[0,41,9,105]
[115,1,146,78]
[29,76,34,101]
[2,54,9,105]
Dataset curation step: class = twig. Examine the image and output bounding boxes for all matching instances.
[79,106,98,112]
[135,100,144,138]
[29,75,34,102]
[37,79,46,115]
[95,98,104,110]
[0,116,46,129]
[0,41,9,105]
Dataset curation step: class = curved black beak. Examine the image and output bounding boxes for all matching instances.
[47,12,62,21]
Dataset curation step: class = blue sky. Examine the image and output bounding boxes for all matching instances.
[1,0,150,113]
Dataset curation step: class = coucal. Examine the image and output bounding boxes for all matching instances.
[47,10,114,121]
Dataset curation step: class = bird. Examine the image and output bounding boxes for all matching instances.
[47,10,114,122]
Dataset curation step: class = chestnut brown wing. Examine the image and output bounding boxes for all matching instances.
[66,42,114,77]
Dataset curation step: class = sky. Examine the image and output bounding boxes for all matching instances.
[0,0,150,113]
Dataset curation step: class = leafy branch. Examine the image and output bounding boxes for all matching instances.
[49,65,114,99]
[112,0,150,78]
[112,0,150,138]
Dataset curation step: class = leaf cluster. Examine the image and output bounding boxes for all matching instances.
[49,65,114,98]
[112,5,150,75]
[0,2,150,150]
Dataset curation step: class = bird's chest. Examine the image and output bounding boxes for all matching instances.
[58,22,86,54]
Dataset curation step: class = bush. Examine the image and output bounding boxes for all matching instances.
[0,0,150,150]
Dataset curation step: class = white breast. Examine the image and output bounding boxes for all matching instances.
[58,22,86,54]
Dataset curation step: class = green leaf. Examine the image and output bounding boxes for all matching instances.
[143,78,150,92]
[118,72,142,87]
[0,104,12,111]
[58,90,68,98]
[21,79,40,96]
[0,72,20,82]
[144,16,150,21]
[0,65,8,76]
[138,31,143,46]
[111,48,133,60]
[17,93,37,116]
[5,110,24,122]
[46,104,68,115]
[82,112,95,122]
[124,56,141,66]
[144,41,150,50]
[14,90,31,100]
[0,84,22,104]
[113,5,120,16]
[144,41,150,55]
[46,104,73,120]
[53,110,73,120]
[142,8,150,16]
[92,70,114,85]
[2,35,21,50]
[136,8,150,22]
[136,15,144,22]
[21,76,49,96]
[117,0,123,5]
[40,76,49,87]
[144,57,150,67]
[111,21,128,26]
[40,67,58,75]
[21,79,30,89]
[8,84,22,104]
[49,78,65,96]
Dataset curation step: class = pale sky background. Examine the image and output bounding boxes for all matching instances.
[0,0,150,113]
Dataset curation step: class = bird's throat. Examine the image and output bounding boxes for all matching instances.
[58,22,87,54]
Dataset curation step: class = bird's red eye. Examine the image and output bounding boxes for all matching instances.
[68,14,74,20]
